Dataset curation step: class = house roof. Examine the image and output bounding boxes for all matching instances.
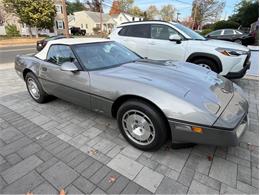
[82,11,114,23]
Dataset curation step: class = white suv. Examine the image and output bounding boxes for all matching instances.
[109,21,251,78]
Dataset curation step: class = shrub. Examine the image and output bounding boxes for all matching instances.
[201,28,213,35]
[5,24,20,37]
[212,20,240,30]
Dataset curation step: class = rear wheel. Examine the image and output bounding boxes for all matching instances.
[117,99,168,151]
[25,72,50,103]
[192,58,218,73]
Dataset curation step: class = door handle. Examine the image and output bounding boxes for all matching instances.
[41,67,47,71]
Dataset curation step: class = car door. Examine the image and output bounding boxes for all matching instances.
[39,44,91,109]
[147,24,186,61]
[222,29,236,41]
[116,24,150,58]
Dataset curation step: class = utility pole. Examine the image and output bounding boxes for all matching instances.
[192,0,199,30]
[61,0,69,37]
[100,0,103,33]
[177,12,181,22]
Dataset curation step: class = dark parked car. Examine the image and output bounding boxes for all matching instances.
[70,27,86,36]
[205,29,255,45]
[36,35,66,51]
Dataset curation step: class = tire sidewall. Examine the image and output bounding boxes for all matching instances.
[117,100,167,151]
[193,58,218,73]
[25,72,47,103]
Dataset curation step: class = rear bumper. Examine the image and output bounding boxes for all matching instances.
[169,114,248,146]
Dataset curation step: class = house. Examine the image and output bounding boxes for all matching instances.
[69,11,116,35]
[111,13,144,26]
[0,0,65,36]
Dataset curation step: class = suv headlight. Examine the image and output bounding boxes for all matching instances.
[216,48,248,56]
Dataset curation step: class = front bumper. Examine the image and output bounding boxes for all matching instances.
[226,52,251,79]
[169,114,248,146]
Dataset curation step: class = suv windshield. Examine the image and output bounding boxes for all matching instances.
[173,23,206,41]
[73,41,141,70]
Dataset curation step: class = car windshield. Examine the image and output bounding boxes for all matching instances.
[73,41,141,70]
[173,23,206,41]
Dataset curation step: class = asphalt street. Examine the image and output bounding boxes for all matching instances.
[0,45,36,64]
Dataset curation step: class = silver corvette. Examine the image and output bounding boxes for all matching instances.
[15,38,249,150]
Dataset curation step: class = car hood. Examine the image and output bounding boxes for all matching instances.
[95,59,234,115]
[202,39,249,51]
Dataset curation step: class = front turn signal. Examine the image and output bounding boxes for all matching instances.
[192,127,203,134]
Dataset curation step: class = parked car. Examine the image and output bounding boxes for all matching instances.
[36,35,66,51]
[70,27,86,36]
[109,21,251,79]
[15,38,248,150]
[205,29,255,45]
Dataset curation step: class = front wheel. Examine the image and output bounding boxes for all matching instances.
[25,72,50,103]
[192,58,218,73]
[117,100,168,151]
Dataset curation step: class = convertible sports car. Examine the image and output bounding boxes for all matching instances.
[15,38,249,150]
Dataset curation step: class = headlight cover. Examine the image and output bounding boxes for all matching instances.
[216,47,248,56]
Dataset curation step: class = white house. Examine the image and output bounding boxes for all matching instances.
[111,13,144,27]
[69,11,116,35]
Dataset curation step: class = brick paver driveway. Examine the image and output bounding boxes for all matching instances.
[0,66,258,194]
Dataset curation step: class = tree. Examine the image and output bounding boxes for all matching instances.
[109,0,121,15]
[146,5,158,20]
[160,4,175,21]
[86,0,103,12]
[119,0,134,12]
[128,6,143,17]
[192,0,225,27]
[229,0,259,27]
[3,0,56,38]
[67,0,86,15]
[212,20,239,30]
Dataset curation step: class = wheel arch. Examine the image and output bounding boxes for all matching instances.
[23,68,33,80]
[111,94,171,138]
[186,52,222,73]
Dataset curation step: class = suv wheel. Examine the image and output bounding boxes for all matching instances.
[117,99,167,151]
[25,72,50,103]
[192,58,218,73]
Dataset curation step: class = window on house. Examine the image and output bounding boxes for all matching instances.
[55,5,62,14]
[96,24,101,28]
[56,20,64,29]
[81,24,83,28]
[85,24,88,29]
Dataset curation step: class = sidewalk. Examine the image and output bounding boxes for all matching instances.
[0,38,40,47]
[0,104,151,194]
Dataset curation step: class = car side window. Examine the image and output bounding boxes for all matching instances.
[119,24,150,38]
[209,30,221,36]
[47,45,76,65]
[151,24,178,40]
[223,29,234,35]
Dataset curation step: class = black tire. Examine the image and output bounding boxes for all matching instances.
[192,58,219,73]
[25,72,50,103]
[117,99,168,151]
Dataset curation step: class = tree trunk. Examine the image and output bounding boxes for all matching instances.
[35,27,39,38]
[28,26,32,38]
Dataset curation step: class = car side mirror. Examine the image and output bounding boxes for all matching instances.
[60,62,78,72]
[169,34,182,44]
